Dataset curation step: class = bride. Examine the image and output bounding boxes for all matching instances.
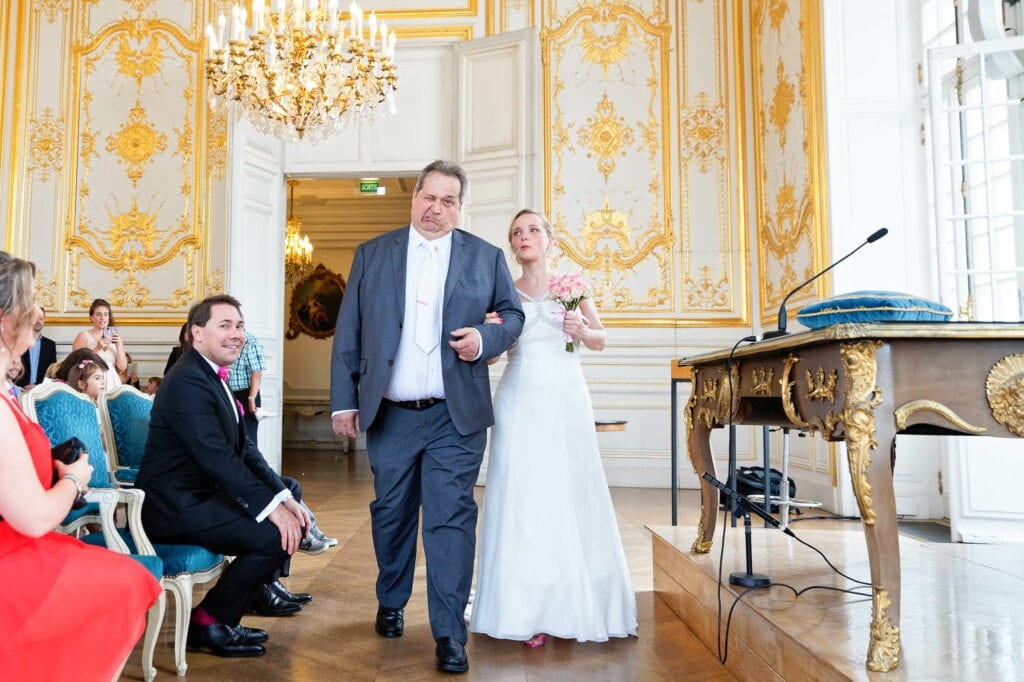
[470,209,638,647]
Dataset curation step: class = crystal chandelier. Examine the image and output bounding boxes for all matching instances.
[285,180,314,286]
[204,0,398,143]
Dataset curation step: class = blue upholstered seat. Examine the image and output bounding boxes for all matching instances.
[80,532,165,582]
[20,383,114,528]
[99,385,154,485]
[82,530,222,579]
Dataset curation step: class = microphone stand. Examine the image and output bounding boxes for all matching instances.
[730,497,771,588]
[704,472,794,588]
[763,227,889,340]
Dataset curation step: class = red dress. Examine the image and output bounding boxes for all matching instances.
[0,395,162,678]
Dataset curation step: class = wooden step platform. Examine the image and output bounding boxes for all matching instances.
[650,522,1024,680]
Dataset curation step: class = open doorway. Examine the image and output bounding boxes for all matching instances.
[280,176,416,455]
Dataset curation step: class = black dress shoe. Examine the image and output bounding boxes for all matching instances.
[268,579,313,605]
[374,606,404,638]
[246,583,303,616]
[187,623,265,658]
[234,624,269,644]
[435,637,468,673]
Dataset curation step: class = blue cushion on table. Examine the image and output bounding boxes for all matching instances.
[795,290,953,329]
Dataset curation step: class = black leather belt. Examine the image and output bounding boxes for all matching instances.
[383,397,445,410]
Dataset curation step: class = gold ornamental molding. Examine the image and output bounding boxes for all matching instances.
[805,366,837,403]
[750,365,773,395]
[840,340,883,526]
[780,354,809,429]
[867,587,901,672]
[985,353,1024,437]
[693,362,739,430]
[781,353,840,437]
[105,101,168,186]
[28,108,65,182]
[894,399,986,434]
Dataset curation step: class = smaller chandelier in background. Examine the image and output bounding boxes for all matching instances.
[204,0,398,143]
[285,179,314,286]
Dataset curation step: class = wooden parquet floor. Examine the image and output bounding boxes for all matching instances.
[122,449,736,681]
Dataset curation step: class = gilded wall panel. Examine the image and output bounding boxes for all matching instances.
[541,0,746,324]
[675,0,747,323]
[542,0,675,315]
[5,0,226,324]
[750,0,829,326]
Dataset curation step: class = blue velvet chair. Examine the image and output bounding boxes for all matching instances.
[98,384,154,485]
[24,382,228,677]
[20,382,115,535]
[79,487,166,682]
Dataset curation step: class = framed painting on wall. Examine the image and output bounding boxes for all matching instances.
[286,264,346,340]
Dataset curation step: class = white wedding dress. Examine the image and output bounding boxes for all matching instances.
[470,290,638,642]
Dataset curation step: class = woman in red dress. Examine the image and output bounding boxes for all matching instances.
[0,251,162,679]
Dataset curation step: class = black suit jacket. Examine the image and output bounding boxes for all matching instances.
[18,336,57,386]
[136,346,288,537]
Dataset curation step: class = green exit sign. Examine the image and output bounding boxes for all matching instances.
[359,180,379,193]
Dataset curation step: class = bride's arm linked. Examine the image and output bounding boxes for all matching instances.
[483,311,508,365]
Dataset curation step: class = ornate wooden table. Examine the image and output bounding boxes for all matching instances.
[680,322,1024,672]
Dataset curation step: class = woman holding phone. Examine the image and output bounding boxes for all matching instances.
[71,298,126,387]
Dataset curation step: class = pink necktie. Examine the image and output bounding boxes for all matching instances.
[217,366,229,382]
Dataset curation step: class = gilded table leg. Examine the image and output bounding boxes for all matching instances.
[685,381,716,553]
[841,340,901,671]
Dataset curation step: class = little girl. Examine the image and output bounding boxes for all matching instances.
[67,359,109,455]
[68,359,107,405]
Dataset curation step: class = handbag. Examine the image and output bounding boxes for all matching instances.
[722,466,796,507]
[51,437,89,510]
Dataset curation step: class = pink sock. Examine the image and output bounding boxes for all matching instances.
[191,607,217,626]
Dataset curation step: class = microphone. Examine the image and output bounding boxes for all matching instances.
[702,472,795,537]
[762,227,889,339]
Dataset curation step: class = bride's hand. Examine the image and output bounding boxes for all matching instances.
[483,311,503,325]
[562,310,586,340]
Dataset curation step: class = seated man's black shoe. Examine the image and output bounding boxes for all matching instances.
[187,623,265,657]
[374,606,404,638]
[435,637,469,673]
[246,583,303,616]
[268,578,313,605]
[234,624,269,644]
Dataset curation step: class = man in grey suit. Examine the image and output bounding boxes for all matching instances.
[330,160,524,673]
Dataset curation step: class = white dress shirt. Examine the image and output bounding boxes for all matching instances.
[385,229,453,401]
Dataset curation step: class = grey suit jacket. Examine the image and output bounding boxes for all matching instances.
[330,226,524,435]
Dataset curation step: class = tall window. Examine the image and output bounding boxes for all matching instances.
[924,0,1024,321]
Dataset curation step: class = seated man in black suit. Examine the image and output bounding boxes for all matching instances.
[136,294,313,657]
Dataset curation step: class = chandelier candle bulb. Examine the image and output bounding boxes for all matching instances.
[205,25,217,57]
[369,12,377,47]
[328,0,339,34]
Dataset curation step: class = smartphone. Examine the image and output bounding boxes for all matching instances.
[126,361,138,376]
[102,327,111,338]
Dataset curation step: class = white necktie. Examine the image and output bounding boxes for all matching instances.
[415,243,441,353]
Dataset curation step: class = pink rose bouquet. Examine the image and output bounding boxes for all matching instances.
[548,271,593,352]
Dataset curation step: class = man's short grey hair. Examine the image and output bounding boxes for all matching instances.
[414,160,468,204]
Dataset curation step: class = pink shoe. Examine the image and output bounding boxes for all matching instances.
[523,634,547,649]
